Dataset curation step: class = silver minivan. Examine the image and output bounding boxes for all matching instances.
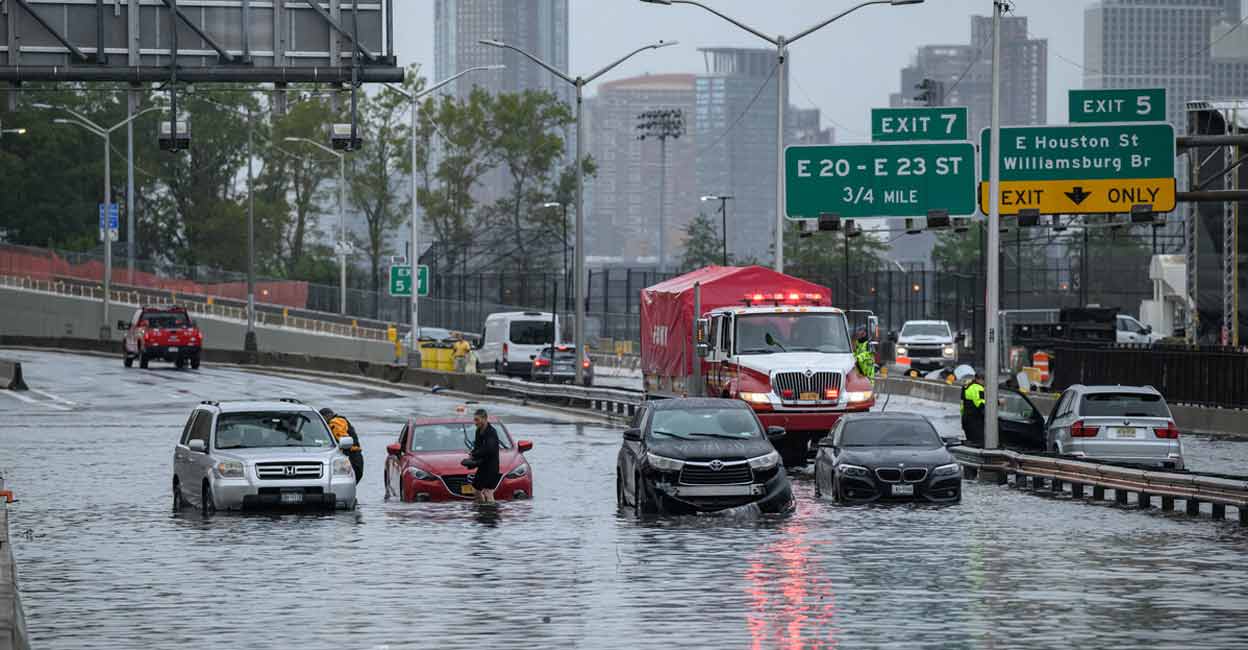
[172,400,359,513]
[1045,385,1184,470]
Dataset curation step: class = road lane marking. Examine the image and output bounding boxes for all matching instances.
[0,390,70,411]
[28,388,78,407]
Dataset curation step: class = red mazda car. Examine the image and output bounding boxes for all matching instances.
[384,417,534,502]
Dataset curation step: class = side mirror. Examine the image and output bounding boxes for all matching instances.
[517,440,534,453]
[339,437,355,450]
[117,320,130,331]
[888,331,898,342]
[956,332,966,344]
[623,428,642,442]
[386,443,402,456]
[188,439,206,453]
[1145,325,1153,334]
[942,437,961,448]
[695,343,710,358]
[817,435,837,448]
[766,426,786,441]
[530,354,537,361]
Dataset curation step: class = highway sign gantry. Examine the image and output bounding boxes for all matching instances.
[785,142,977,219]
[871,107,968,141]
[978,122,1176,215]
[388,264,429,298]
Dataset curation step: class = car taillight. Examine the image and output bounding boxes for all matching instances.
[582,359,591,369]
[1071,420,1099,437]
[534,358,550,368]
[503,343,509,356]
[1153,423,1181,439]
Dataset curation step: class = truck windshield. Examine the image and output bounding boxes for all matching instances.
[900,322,950,338]
[736,314,850,354]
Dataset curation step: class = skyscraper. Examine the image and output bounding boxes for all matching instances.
[694,48,785,264]
[434,0,570,105]
[584,74,697,266]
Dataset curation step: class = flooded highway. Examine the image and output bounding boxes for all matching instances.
[2,349,1248,649]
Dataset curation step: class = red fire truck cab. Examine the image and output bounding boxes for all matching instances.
[641,266,874,466]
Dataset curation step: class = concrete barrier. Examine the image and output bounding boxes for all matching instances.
[0,503,30,650]
[0,361,26,391]
[877,376,1245,438]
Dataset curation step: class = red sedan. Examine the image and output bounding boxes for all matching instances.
[384,417,534,502]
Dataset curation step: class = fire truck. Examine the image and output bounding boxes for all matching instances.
[641,266,875,466]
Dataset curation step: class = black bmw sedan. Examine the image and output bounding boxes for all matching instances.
[813,413,962,504]
[616,398,793,515]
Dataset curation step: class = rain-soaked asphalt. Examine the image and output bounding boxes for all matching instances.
[2,349,1248,650]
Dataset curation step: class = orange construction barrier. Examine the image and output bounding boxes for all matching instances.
[1032,351,1051,384]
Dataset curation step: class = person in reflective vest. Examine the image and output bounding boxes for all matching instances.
[320,407,364,484]
[961,373,986,447]
[853,326,875,380]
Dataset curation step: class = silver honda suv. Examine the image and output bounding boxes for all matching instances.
[172,399,358,513]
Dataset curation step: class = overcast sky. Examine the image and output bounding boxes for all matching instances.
[392,0,1110,142]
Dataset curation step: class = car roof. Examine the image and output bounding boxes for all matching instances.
[1067,384,1161,396]
[646,398,750,411]
[199,400,320,414]
[902,320,948,325]
[411,416,505,425]
[141,305,189,312]
[838,412,930,423]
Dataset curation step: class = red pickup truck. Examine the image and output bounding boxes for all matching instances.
[120,306,204,370]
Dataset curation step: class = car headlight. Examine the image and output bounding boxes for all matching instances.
[215,460,245,479]
[739,391,772,404]
[748,450,781,470]
[645,452,684,472]
[405,466,435,481]
[506,463,529,479]
[895,346,908,357]
[333,457,354,478]
[847,390,873,403]
[933,462,961,477]
[942,345,956,358]
[837,463,870,478]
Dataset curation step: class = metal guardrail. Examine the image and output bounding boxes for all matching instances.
[486,375,643,419]
[953,446,1248,525]
[0,274,394,342]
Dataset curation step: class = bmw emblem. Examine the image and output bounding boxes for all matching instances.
[708,460,724,471]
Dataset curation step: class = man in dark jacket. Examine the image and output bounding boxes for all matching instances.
[463,408,501,505]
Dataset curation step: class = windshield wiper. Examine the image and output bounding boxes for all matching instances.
[738,348,775,355]
[689,432,746,439]
[651,429,692,439]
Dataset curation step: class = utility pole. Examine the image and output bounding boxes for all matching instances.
[638,108,685,272]
[245,105,257,353]
[984,0,1006,450]
[701,195,734,265]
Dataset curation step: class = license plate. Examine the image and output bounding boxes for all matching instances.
[168,346,179,353]
[280,491,303,504]
[460,484,475,495]
[891,484,915,496]
[555,365,573,371]
[1114,427,1138,439]
[799,392,819,401]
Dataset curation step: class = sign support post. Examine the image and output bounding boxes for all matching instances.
[984,0,1003,451]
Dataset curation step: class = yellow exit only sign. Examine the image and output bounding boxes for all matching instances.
[978,177,1176,216]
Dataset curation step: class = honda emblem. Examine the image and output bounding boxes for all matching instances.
[283,466,297,477]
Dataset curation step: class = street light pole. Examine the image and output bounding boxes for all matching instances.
[640,0,923,273]
[384,64,503,367]
[984,0,1005,450]
[285,137,348,314]
[38,103,163,340]
[245,106,257,353]
[542,202,570,308]
[481,38,676,384]
[700,195,733,265]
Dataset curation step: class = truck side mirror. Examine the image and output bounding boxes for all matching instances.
[695,318,710,343]
[888,331,897,342]
[695,343,710,358]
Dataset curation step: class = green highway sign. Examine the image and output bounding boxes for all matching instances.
[1069,88,1165,123]
[871,106,968,141]
[979,123,1177,215]
[785,142,977,219]
[388,264,429,297]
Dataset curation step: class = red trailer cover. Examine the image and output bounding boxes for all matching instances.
[640,265,831,378]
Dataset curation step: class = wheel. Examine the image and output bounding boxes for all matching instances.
[123,353,133,368]
[634,473,657,515]
[172,479,184,511]
[190,355,201,370]
[494,360,502,375]
[139,350,149,369]
[175,356,186,370]
[616,472,626,508]
[201,482,216,516]
[583,378,594,387]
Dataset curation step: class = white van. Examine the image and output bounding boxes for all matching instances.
[480,312,561,377]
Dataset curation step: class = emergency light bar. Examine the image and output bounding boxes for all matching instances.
[742,291,825,307]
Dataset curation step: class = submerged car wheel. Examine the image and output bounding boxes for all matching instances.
[172,479,184,511]
[201,482,216,516]
[634,473,657,515]
[139,352,149,369]
[190,355,201,370]
[175,356,186,370]
[123,352,133,368]
[616,472,625,508]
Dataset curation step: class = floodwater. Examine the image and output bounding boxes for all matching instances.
[2,349,1247,650]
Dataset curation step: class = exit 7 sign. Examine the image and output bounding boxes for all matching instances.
[871,107,968,142]
[389,265,429,297]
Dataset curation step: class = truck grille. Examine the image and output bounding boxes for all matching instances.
[256,462,323,480]
[680,462,752,485]
[905,345,943,357]
[772,372,842,400]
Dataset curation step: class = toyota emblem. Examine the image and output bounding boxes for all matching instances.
[708,460,724,471]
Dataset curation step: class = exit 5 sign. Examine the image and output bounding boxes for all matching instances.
[1069,88,1165,123]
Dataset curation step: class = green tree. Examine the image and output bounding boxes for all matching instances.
[265,94,336,275]
[932,225,983,272]
[680,212,728,270]
[420,88,497,272]
[348,88,409,299]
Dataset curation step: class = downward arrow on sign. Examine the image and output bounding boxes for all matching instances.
[1065,186,1092,205]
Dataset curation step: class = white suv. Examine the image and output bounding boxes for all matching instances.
[172,399,358,513]
[894,320,957,372]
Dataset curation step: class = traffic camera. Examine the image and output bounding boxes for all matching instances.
[330,123,363,151]
[159,120,191,151]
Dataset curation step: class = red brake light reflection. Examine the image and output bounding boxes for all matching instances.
[1154,423,1181,439]
[1071,420,1099,437]
[825,388,839,400]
